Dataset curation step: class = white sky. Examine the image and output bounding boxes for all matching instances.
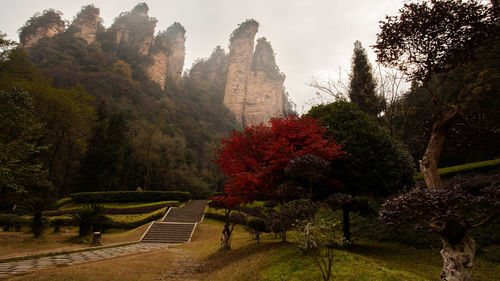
[0,0,405,113]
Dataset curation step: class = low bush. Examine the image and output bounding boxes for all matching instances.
[247,217,270,243]
[70,191,190,203]
[234,205,267,219]
[0,214,25,231]
[204,211,248,225]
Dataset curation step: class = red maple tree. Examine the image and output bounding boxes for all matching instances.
[215,116,345,205]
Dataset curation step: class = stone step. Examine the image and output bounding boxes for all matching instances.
[140,200,207,243]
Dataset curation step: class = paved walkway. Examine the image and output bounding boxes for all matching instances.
[0,243,169,279]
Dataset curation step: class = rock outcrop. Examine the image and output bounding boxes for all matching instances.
[223,20,288,125]
[223,20,259,125]
[190,46,227,91]
[146,32,170,89]
[166,23,186,82]
[70,5,100,44]
[110,3,157,56]
[245,38,285,124]
[20,10,65,49]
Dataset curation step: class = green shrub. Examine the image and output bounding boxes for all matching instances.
[70,191,190,203]
[204,211,248,225]
[0,214,25,231]
[247,217,270,243]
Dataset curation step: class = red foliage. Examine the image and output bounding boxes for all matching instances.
[215,116,345,205]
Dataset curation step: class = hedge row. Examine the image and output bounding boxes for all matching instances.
[43,201,177,216]
[110,208,168,229]
[414,158,500,180]
[70,191,190,203]
[1,208,170,231]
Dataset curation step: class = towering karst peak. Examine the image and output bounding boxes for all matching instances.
[69,5,100,44]
[229,19,259,43]
[146,22,186,89]
[19,9,65,48]
[223,19,288,126]
[223,19,260,125]
[131,2,149,17]
[252,37,284,81]
[189,45,228,90]
[111,3,157,55]
[165,22,186,81]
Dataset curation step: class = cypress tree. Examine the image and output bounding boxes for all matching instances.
[348,41,380,116]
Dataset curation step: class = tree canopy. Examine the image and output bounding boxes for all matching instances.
[215,116,345,205]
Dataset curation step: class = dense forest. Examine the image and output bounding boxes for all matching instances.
[1,4,243,202]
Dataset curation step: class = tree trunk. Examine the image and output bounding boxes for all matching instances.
[282,227,287,242]
[342,206,351,241]
[33,212,43,238]
[419,121,447,190]
[221,210,232,249]
[419,83,458,190]
[440,234,475,281]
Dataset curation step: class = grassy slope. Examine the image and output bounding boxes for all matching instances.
[10,219,499,281]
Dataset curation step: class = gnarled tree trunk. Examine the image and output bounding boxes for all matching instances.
[440,234,475,281]
[221,209,233,249]
[420,82,458,190]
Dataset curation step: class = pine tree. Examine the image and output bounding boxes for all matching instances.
[348,41,380,116]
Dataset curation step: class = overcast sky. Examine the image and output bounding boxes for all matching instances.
[0,0,405,113]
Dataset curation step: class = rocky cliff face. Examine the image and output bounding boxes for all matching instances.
[166,23,186,82]
[245,38,285,124]
[146,32,170,89]
[223,20,259,125]
[223,21,287,125]
[70,5,100,44]
[20,10,65,49]
[147,51,169,88]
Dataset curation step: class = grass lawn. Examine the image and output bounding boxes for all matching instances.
[8,219,499,281]
[0,224,149,260]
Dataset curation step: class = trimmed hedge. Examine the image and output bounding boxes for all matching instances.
[43,201,177,216]
[109,207,168,229]
[52,198,73,209]
[414,158,500,180]
[70,191,190,203]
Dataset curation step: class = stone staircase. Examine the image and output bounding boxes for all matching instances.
[140,200,207,243]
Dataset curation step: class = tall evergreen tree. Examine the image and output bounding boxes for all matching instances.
[348,41,380,116]
[78,103,129,191]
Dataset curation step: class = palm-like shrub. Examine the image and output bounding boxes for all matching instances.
[18,198,55,238]
[72,204,107,237]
